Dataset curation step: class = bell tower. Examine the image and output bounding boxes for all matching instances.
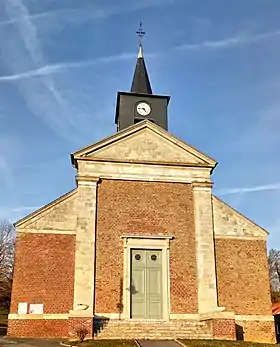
[115,23,170,132]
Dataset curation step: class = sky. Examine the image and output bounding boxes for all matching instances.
[0,0,279,249]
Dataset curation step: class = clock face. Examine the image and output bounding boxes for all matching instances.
[136,102,151,116]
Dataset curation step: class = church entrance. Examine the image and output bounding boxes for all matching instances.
[130,249,163,319]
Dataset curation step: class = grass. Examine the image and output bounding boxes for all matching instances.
[76,340,276,347]
[179,339,275,347]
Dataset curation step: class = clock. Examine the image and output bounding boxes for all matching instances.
[136,102,151,116]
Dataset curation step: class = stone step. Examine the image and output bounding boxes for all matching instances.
[94,319,212,340]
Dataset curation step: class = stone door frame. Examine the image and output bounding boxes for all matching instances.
[121,235,173,321]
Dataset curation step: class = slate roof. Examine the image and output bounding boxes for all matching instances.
[130,45,152,94]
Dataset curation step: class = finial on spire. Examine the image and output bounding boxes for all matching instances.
[136,22,146,46]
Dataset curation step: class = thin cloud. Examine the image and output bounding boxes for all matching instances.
[0,0,176,27]
[0,206,41,224]
[1,28,279,83]
[0,52,137,82]
[217,183,280,196]
[2,0,94,140]
[0,8,66,26]
[175,30,280,51]
[10,206,41,212]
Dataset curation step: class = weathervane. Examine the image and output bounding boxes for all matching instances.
[136,22,146,46]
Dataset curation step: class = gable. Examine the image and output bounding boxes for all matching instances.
[15,189,77,231]
[72,120,217,168]
[212,195,268,239]
[88,128,204,164]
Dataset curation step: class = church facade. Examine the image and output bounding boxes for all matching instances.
[8,44,275,343]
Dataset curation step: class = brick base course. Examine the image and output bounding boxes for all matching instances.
[68,317,94,340]
[210,318,236,340]
[235,320,276,343]
[7,317,276,342]
[7,319,69,338]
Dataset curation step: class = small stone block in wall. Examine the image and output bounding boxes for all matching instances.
[212,319,236,340]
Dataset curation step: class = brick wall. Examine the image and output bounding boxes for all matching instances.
[10,233,75,314]
[95,179,197,314]
[235,320,276,343]
[215,239,271,315]
[68,317,94,340]
[8,319,69,338]
[211,319,236,340]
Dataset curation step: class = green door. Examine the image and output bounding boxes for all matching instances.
[130,249,163,319]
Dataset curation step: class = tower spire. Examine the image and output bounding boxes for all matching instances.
[130,22,152,94]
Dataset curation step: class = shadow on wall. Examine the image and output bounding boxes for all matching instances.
[0,323,7,336]
[94,277,125,337]
[275,314,280,343]
[94,316,110,336]
[235,324,244,341]
[116,277,124,318]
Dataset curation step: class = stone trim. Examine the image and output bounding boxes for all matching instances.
[18,229,76,235]
[69,310,93,318]
[8,314,68,320]
[121,235,173,240]
[192,181,214,189]
[214,235,265,241]
[235,315,274,322]
[76,175,100,184]
[199,309,234,321]
[193,185,218,314]
[122,236,171,320]
[95,313,123,319]
[169,314,199,320]
[77,161,212,184]
[71,180,98,318]
[76,156,214,169]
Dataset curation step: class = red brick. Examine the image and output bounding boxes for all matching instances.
[10,233,75,314]
[95,179,198,314]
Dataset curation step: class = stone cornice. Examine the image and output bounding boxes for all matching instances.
[76,175,100,185]
[192,181,214,189]
[75,156,214,169]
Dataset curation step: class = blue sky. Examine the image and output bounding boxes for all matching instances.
[0,0,279,249]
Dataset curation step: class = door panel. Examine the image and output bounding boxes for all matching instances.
[130,249,163,319]
[131,250,146,318]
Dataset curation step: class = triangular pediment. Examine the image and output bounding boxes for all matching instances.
[15,189,77,229]
[72,121,217,168]
[212,195,268,239]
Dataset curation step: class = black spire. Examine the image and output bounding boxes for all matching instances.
[130,23,152,94]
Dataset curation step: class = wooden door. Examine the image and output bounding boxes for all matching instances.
[130,249,163,319]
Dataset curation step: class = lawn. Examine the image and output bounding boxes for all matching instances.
[179,339,275,347]
[76,340,275,347]
[78,341,136,347]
